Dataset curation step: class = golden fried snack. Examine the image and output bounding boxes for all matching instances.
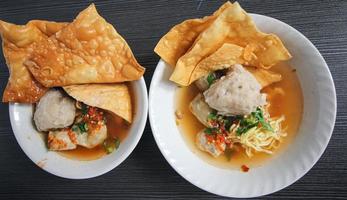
[29,20,68,36]
[190,43,245,83]
[64,84,132,123]
[0,20,67,103]
[25,4,145,87]
[169,2,291,86]
[190,44,282,87]
[245,66,282,88]
[154,1,232,67]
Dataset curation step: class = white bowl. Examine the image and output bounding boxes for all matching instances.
[149,14,336,197]
[9,78,148,179]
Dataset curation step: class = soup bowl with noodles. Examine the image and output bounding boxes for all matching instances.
[149,2,336,197]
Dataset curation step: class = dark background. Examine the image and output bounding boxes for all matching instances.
[0,0,346,199]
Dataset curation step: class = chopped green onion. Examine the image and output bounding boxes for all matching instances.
[253,107,273,132]
[115,138,121,149]
[207,110,217,121]
[236,107,273,135]
[71,125,79,132]
[204,128,213,135]
[105,146,114,154]
[223,118,232,131]
[76,122,88,133]
[236,124,257,136]
[81,104,88,115]
[103,137,121,154]
[204,128,218,135]
[260,121,273,131]
[206,73,216,87]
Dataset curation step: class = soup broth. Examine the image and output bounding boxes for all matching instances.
[175,63,303,169]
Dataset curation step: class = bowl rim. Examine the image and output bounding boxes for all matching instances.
[149,13,336,197]
[9,77,148,179]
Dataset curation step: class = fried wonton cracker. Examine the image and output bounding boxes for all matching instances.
[245,66,282,88]
[169,2,291,86]
[25,4,145,87]
[190,43,282,87]
[190,43,245,83]
[154,1,232,67]
[0,20,67,103]
[64,84,132,123]
[29,20,68,36]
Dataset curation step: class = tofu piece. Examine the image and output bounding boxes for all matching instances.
[48,130,77,150]
[204,64,266,116]
[196,130,226,157]
[195,75,209,91]
[189,94,213,127]
[48,124,107,150]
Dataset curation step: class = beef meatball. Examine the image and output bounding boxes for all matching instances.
[34,89,76,131]
[75,124,107,149]
[203,64,266,116]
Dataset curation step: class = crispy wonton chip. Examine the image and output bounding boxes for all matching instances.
[190,44,282,86]
[25,4,145,87]
[190,43,245,83]
[169,2,291,86]
[245,66,282,88]
[0,20,67,103]
[154,1,232,67]
[29,20,68,36]
[64,84,132,123]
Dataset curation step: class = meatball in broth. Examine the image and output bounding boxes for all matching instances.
[34,89,76,131]
[204,64,266,116]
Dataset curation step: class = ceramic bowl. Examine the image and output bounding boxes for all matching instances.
[10,78,148,179]
[149,14,336,197]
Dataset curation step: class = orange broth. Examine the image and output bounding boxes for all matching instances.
[175,63,303,169]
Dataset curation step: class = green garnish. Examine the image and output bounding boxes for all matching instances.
[115,138,121,149]
[207,110,217,121]
[223,118,233,131]
[81,104,88,115]
[236,107,273,136]
[206,73,216,87]
[253,107,273,132]
[207,110,240,132]
[71,125,79,132]
[104,145,114,154]
[204,128,213,135]
[236,124,257,135]
[103,137,121,154]
[224,116,241,130]
[204,127,218,135]
[76,122,88,133]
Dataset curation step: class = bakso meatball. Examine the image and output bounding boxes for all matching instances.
[203,64,266,116]
[76,124,107,149]
[34,89,76,131]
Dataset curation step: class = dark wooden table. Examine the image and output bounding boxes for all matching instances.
[0,0,346,199]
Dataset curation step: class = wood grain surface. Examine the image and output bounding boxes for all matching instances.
[0,0,346,199]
